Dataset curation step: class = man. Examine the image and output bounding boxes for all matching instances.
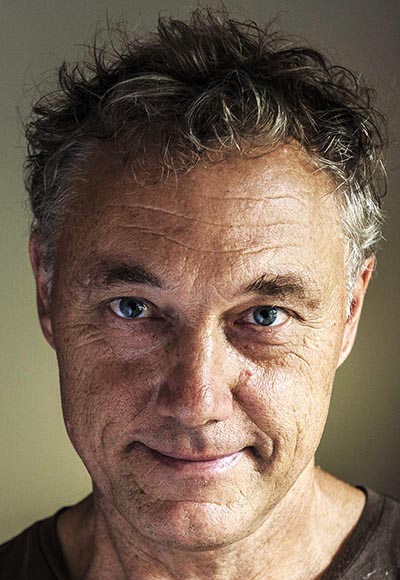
[1,7,399,580]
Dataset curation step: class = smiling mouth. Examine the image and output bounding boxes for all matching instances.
[146,445,247,472]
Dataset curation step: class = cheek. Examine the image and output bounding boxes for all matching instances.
[56,327,165,460]
[242,344,336,459]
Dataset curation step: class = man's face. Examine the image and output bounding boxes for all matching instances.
[35,146,363,549]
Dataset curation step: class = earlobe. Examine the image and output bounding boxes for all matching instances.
[337,256,375,368]
[29,231,55,349]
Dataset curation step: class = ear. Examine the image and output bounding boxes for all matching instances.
[337,255,375,368]
[29,231,55,349]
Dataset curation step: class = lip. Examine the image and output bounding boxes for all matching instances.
[146,446,244,472]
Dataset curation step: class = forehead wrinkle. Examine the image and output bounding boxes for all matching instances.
[103,201,299,229]
[105,191,310,216]
[111,227,304,255]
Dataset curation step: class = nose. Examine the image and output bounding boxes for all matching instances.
[155,325,235,428]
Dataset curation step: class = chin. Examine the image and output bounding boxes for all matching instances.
[124,497,261,551]
[93,448,302,550]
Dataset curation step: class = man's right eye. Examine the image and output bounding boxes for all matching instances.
[109,298,150,319]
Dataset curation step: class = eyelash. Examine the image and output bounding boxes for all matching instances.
[109,297,153,320]
[241,306,289,328]
[108,297,290,330]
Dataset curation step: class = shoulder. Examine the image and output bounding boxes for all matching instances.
[0,509,69,580]
[324,487,400,579]
[366,488,400,550]
[0,519,44,577]
[349,488,400,577]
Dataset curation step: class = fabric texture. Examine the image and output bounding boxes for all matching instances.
[1,487,399,579]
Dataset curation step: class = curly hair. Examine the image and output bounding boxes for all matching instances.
[24,7,387,287]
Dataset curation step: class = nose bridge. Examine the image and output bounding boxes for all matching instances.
[155,321,235,427]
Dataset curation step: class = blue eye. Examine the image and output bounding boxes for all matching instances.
[247,306,287,327]
[109,298,150,319]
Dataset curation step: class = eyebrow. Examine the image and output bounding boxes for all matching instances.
[84,260,321,309]
[85,261,163,289]
[244,273,321,309]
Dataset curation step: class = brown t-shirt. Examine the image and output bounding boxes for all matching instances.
[1,487,399,579]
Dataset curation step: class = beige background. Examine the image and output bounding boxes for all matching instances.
[1,0,399,543]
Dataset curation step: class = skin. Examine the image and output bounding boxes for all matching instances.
[30,145,374,580]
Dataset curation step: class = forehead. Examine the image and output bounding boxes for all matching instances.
[58,145,344,293]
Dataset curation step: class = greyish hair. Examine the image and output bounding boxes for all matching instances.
[25,8,387,294]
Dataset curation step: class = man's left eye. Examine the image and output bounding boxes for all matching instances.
[245,306,288,327]
[109,297,151,319]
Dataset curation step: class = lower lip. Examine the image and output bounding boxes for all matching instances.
[148,448,243,473]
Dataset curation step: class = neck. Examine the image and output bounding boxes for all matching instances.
[58,464,365,580]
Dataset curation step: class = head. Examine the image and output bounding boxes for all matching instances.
[28,9,386,550]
